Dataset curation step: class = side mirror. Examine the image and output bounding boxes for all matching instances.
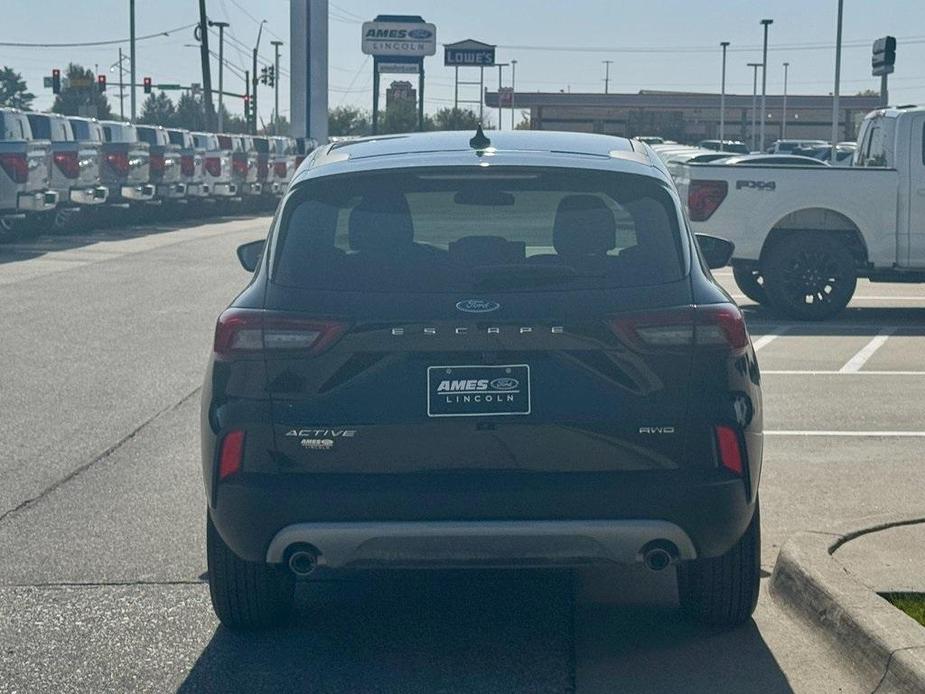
[695,233,735,270]
[236,239,265,272]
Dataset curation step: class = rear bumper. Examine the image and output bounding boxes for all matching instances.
[187,183,210,197]
[212,182,238,197]
[17,190,58,212]
[120,183,155,201]
[69,186,108,205]
[211,470,755,565]
[156,182,186,199]
[263,519,698,568]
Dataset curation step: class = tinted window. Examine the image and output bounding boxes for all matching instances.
[253,138,269,154]
[217,135,232,150]
[26,114,50,139]
[0,113,29,140]
[101,123,137,143]
[857,117,894,167]
[136,127,159,146]
[273,167,684,292]
[167,130,185,146]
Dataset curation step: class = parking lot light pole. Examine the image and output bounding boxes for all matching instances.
[510,59,517,130]
[209,21,229,132]
[497,63,508,130]
[759,19,773,152]
[719,42,729,151]
[831,0,844,161]
[747,62,761,151]
[130,0,136,121]
[602,60,612,94]
[781,62,789,140]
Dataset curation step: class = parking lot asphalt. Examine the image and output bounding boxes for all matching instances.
[2,220,923,692]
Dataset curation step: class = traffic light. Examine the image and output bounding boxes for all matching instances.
[243,94,251,122]
[260,66,269,85]
[52,68,61,94]
[143,77,152,94]
[267,65,275,87]
[872,36,897,77]
[97,74,107,93]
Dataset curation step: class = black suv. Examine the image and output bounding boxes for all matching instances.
[201,130,762,630]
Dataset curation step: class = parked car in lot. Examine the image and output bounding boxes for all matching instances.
[193,131,236,199]
[202,129,762,631]
[27,112,108,225]
[697,139,749,154]
[136,125,184,201]
[252,135,271,195]
[767,139,829,154]
[167,128,207,198]
[710,154,830,167]
[677,105,925,319]
[268,135,298,193]
[98,120,154,205]
[220,133,259,196]
[0,107,56,234]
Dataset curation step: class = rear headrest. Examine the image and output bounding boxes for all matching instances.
[349,192,414,252]
[553,195,616,257]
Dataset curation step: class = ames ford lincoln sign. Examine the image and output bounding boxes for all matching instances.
[362,21,437,57]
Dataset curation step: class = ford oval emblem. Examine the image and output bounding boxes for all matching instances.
[408,29,432,39]
[490,377,519,390]
[456,299,500,313]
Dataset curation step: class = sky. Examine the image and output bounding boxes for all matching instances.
[3,0,925,127]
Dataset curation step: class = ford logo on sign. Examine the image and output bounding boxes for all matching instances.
[490,377,519,390]
[456,299,500,313]
[408,29,432,39]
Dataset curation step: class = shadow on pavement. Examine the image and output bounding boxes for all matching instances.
[742,303,925,332]
[177,570,791,694]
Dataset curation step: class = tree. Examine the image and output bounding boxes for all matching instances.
[328,105,371,137]
[379,99,433,134]
[51,63,112,119]
[514,111,532,130]
[0,66,34,110]
[855,89,879,97]
[138,91,175,126]
[259,116,289,136]
[431,107,480,131]
[173,92,206,131]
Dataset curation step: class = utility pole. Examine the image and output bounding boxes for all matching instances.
[129,0,136,120]
[117,47,125,120]
[252,19,266,135]
[781,62,790,140]
[271,40,283,134]
[759,18,773,151]
[510,59,517,130]
[747,63,761,151]
[602,60,612,94]
[832,0,844,160]
[198,0,216,131]
[719,42,729,150]
[497,63,508,130]
[210,21,229,131]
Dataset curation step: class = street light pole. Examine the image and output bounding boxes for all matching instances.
[602,60,612,94]
[129,0,136,121]
[831,0,844,160]
[719,42,729,151]
[117,48,125,119]
[747,62,761,151]
[209,21,229,132]
[510,59,517,130]
[497,62,508,130]
[251,19,266,135]
[781,62,790,140]
[759,19,773,151]
[271,40,283,134]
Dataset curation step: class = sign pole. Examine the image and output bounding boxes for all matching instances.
[454,66,459,110]
[479,67,484,122]
[880,74,888,107]
[418,60,425,131]
[372,58,379,135]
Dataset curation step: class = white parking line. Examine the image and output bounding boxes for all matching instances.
[751,327,787,351]
[731,293,925,302]
[766,430,925,437]
[838,328,895,373]
[764,370,925,376]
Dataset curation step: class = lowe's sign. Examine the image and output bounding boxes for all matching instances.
[444,40,496,67]
[362,21,437,57]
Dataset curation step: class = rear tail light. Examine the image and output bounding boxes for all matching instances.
[714,425,744,475]
[180,154,195,177]
[609,304,749,353]
[688,180,728,221]
[218,430,245,479]
[149,152,165,177]
[232,157,247,177]
[213,308,348,359]
[53,151,80,179]
[105,151,130,176]
[204,156,221,177]
[0,152,29,183]
[273,161,287,178]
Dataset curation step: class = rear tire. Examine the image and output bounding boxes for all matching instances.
[762,235,857,320]
[206,513,295,630]
[732,265,768,305]
[678,501,760,627]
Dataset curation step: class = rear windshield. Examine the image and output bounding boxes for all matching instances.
[102,123,137,143]
[27,115,73,142]
[0,113,30,140]
[253,138,269,154]
[70,119,103,142]
[194,133,218,150]
[273,166,685,292]
[167,130,187,147]
[136,127,164,147]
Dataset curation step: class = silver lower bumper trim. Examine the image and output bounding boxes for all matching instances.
[265,520,697,568]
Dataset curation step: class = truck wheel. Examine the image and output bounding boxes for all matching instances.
[732,265,768,305]
[206,513,295,630]
[763,235,857,320]
[678,501,760,627]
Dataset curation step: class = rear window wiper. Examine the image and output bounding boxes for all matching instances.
[469,263,599,288]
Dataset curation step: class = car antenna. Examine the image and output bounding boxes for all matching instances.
[469,124,491,150]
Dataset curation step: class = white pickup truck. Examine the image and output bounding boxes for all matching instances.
[676,105,925,319]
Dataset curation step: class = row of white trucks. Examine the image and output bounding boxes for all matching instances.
[0,107,313,236]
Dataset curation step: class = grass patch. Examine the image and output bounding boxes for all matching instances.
[883,593,925,627]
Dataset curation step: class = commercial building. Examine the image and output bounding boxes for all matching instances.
[484,90,882,144]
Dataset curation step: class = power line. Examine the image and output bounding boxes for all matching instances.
[0,23,198,48]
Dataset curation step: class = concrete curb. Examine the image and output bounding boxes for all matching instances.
[770,513,925,692]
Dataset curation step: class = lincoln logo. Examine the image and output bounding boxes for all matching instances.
[455,299,500,313]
